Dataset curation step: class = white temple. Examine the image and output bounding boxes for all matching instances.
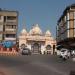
[19,24,56,54]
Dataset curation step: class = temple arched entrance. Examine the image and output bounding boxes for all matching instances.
[32,43,41,54]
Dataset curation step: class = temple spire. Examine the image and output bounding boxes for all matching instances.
[20,19,27,35]
[23,19,26,29]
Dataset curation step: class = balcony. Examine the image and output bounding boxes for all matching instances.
[5,29,16,32]
[6,20,17,23]
[5,21,17,25]
[5,37,16,41]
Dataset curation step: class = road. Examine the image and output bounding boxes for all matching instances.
[0,55,75,75]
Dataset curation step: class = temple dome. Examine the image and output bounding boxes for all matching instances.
[30,24,42,35]
[29,29,32,35]
[45,30,51,36]
[21,28,27,35]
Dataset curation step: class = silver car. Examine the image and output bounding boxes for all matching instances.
[22,48,31,55]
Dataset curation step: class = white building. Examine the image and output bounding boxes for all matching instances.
[19,24,56,54]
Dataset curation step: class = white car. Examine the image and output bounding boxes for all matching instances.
[71,50,75,57]
[59,48,70,59]
[57,50,61,55]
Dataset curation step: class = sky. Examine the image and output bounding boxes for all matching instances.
[0,0,75,38]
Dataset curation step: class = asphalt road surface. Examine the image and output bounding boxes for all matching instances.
[0,55,75,75]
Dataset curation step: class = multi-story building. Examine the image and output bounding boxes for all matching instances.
[19,24,56,54]
[0,9,18,44]
[56,4,75,49]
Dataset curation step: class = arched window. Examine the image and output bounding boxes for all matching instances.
[46,45,51,50]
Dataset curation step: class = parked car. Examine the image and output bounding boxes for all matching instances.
[59,48,70,59]
[57,50,61,55]
[71,50,75,57]
[22,48,31,55]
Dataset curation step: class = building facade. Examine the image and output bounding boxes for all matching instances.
[19,24,56,54]
[56,4,75,49]
[0,9,18,43]
[0,9,18,55]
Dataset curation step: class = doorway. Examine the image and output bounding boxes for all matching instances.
[32,43,41,54]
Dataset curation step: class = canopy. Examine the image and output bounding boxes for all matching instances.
[2,41,14,48]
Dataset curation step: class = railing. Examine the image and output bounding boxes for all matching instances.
[5,29,16,32]
[5,22,17,25]
[6,20,17,22]
[5,37,16,40]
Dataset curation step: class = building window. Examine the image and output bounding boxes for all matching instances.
[67,12,69,20]
[74,12,75,19]
[74,20,75,28]
[6,25,16,29]
[0,34,2,40]
[67,30,69,37]
[4,16,6,22]
[7,16,16,20]
[0,15,1,20]
[67,21,69,29]
[6,34,15,38]
[56,25,59,30]
[74,20,75,37]
[74,12,75,37]
[0,25,3,31]
[12,25,16,29]
[64,15,66,22]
